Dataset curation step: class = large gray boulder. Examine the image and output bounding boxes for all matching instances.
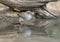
[0,0,57,10]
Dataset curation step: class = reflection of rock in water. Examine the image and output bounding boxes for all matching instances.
[0,21,18,42]
[27,25,47,36]
[19,19,49,36]
[1,15,60,39]
[46,19,60,38]
[33,19,48,26]
[19,26,32,37]
[0,16,60,42]
[0,16,18,35]
[0,25,14,32]
[0,16,19,29]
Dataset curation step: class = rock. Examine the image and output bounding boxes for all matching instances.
[0,0,57,11]
[46,1,60,16]
[46,1,60,11]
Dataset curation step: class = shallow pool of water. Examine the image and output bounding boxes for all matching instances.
[0,17,60,42]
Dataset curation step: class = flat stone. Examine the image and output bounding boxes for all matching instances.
[46,1,60,16]
[46,1,60,11]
